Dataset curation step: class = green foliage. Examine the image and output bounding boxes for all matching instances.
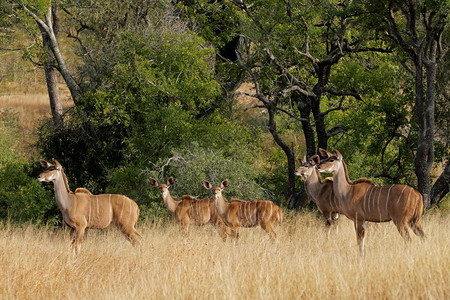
[0,111,57,225]
[126,141,271,204]
[0,109,21,166]
[0,161,57,225]
[326,54,418,184]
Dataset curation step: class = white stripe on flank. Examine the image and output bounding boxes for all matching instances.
[244,202,250,225]
[364,186,372,215]
[269,202,273,219]
[239,204,243,224]
[96,195,99,220]
[377,186,383,219]
[254,201,257,224]
[109,194,112,224]
[366,187,372,214]
[208,201,210,219]
[88,195,91,225]
[393,185,407,209]
[194,200,197,220]
[372,186,381,212]
[367,186,377,214]
[399,187,413,205]
[262,201,266,220]
[129,197,132,219]
[120,198,125,221]
[385,185,395,217]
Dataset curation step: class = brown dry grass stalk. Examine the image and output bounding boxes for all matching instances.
[1,212,448,299]
[0,84,73,130]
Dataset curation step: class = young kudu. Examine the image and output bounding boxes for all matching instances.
[203,180,283,243]
[149,177,230,241]
[38,159,141,254]
[317,149,425,255]
[295,155,340,237]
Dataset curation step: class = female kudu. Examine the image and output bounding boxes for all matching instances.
[37,159,141,254]
[150,177,230,241]
[295,155,340,237]
[317,149,425,255]
[203,180,282,243]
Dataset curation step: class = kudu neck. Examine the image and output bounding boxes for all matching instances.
[162,190,178,213]
[333,159,352,200]
[53,171,74,211]
[305,168,324,198]
[214,193,229,217]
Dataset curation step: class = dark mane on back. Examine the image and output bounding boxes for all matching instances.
[230,198,245,202]
[61,168,73,193]
[342,159,374,185]
[351,178,375,185]
[314,168,325,183]
[74,188,92,194]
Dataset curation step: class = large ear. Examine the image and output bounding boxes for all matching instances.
[221,179,229,189]
[332,148,343,160]
[311,155,320,166]
[40,159,52,169]
[297,158,303,165]
[319,148,332,158]
[203,180,212,190]
[167,177,174,186]
[52,159,62,170]
[149,178,158,187]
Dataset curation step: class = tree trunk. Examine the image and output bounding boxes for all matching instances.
[22,2,81,104]
[267,103,297,202]
[430,160,450,207]
[414,52,438,208]
[296,95,316,158]
[39,15,62,124]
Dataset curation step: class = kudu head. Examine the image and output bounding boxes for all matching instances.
[295,155,321,178]
[150,177,174,196]
[317,148,343,174]
[203,179,228,198]
[37,159,63,183]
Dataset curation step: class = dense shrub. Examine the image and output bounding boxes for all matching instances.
[0,111,57,225]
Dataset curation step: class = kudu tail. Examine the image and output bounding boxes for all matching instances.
[409,192,425,239]
[277,207,283,226]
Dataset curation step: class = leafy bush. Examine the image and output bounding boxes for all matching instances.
[0,162,57,225]
[0,111,57,225]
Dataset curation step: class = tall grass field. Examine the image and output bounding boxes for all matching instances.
[1,212,448,299]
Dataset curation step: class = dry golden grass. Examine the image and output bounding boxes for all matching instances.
[1,212,448,300]
[0,83,73,130]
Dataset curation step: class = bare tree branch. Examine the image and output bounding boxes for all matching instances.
[323,87,362,100]
[282,85,316,98]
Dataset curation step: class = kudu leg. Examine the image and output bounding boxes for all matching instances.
[394,219,412,242]
[332,212,339,235]
[73,224,87,255]
[69,227,76,244]
[217,225,230,242]
[409,221,425,239]
[122,226,142,246]
[232,227,240,245]
[261,222,277,239]
[354,220,366,256]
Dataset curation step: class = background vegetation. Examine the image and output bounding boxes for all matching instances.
[0,0,448,225]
